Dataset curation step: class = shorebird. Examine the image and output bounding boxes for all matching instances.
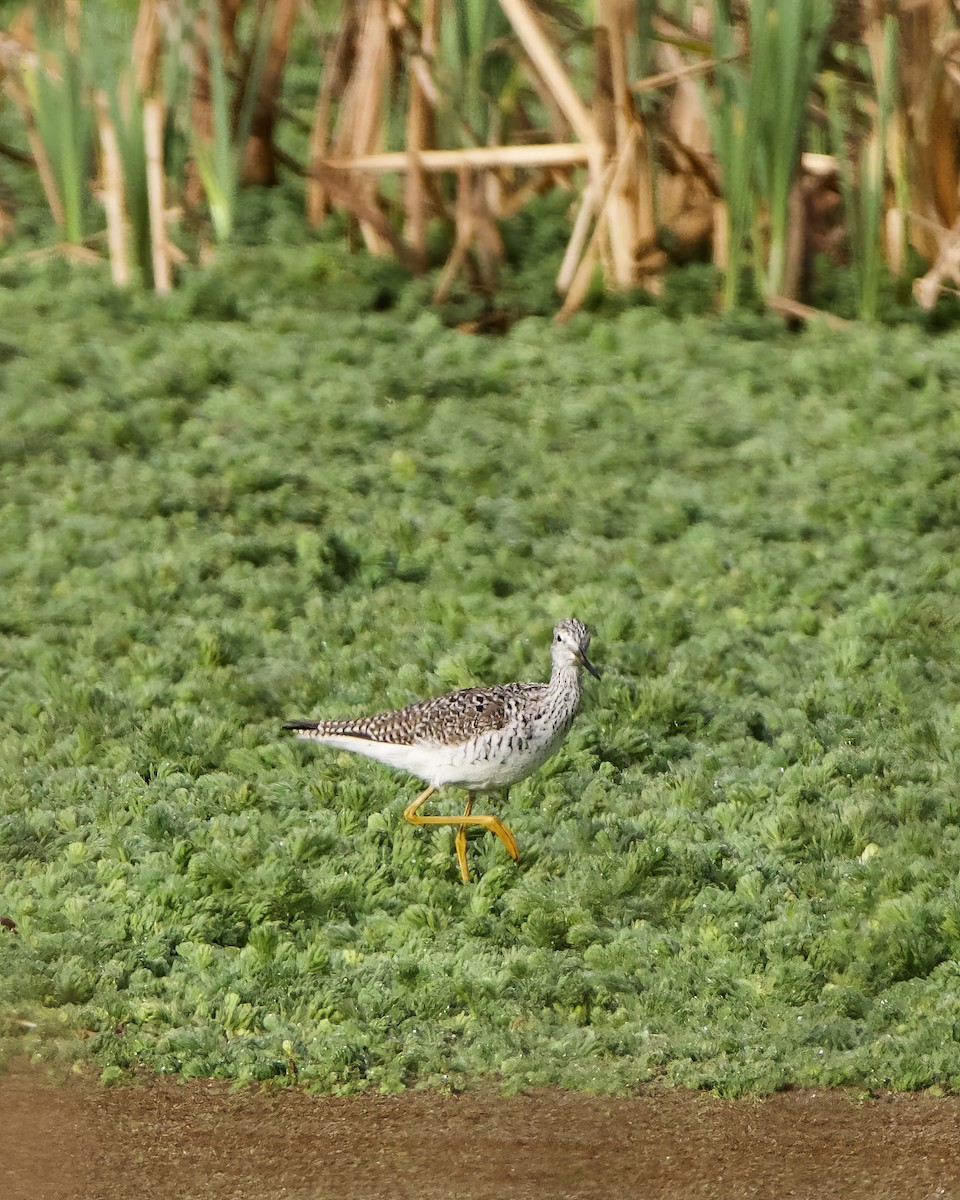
[284,618,600,882]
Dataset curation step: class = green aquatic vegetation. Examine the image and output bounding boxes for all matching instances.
[1,251,960,1095]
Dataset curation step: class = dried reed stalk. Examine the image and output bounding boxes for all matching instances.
[912,212,960,310]
[591,22,616,281]
[764,294,851,329]
[306,5,357,225]
[305,69,332,224]
[433,166,504,302]
[389,0,438,107]
[187,6,214,210]
[143,95,171,293]
[221,0,243,57]
[132,0,164,96]
[308,158,420,271]
[557,130,638,320]
[498,0,597,148]
[632,55,732,94]
[332,0,392,254]
[781,176,806,302]
[598,0,651,288]
[556,158,615,294]
[94,91,130,286]
[63,0,81,55]
[500,0,609,263]
[712,197,728,270]
[884,1,956,267]
[647,33,715,260]
[242,0,298,185]
[403,0,438,267]
[324,143,592,173]
[433,169,479,303]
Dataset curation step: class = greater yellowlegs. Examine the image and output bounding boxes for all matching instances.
[284,618,600,881]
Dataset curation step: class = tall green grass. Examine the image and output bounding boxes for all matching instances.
[191,0,272,243]
[708,0,832,307]
[25,20,93,244]
[442,1,515,143]
[826,16,897,321]
[754,0,833,297]
[1,249,959,1095]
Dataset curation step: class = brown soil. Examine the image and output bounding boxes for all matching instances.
[2,1060,959,1200]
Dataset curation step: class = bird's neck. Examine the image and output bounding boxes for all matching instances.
[546,660,583,711]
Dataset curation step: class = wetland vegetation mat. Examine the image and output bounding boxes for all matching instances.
[3,1064,960,1200]
[1,250,960,1098]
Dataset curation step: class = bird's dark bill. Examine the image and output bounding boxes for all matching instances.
[582,653,601,680]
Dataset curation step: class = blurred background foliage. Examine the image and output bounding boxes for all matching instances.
[1,1,960,322]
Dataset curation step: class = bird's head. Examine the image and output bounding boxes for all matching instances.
[551,617,601,679]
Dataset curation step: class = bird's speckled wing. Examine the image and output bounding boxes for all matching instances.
[285,681,547,746]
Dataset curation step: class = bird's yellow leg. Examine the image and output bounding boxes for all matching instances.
[403,787,520,879]
[402,785,437,824]
[454,794,474,883]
